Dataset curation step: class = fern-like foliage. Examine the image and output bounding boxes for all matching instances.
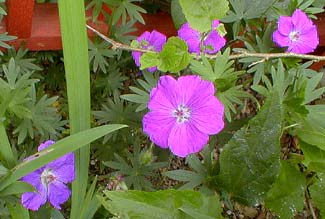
[121,71,159,112]
[103,140,167,190]
[190,49,254,121]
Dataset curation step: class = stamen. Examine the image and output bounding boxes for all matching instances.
[289,31,300,42]
[172,105,191,123]
[41,169,57,185]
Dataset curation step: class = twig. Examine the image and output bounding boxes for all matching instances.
[307,198,318,219]
[86,25,325,62]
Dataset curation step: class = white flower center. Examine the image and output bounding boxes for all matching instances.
[172,105,191,123]
[289,31,300,42]
[40,168,56,185]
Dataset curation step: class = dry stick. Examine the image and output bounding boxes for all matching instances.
[86,25,325,62]
[307,198,318,219]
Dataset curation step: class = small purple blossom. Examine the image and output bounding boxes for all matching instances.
[21,140,75,211]
[143,75,225,157]
[273,9,319,54]
[132,30,167,72]
[178,20,226,55]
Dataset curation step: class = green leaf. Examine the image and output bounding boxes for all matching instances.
[7,202,29,219]
[265,161,305,219]
[171,0,187,29]
[309,162,325,218]
[0,181,34,197]
[179,0,229,32]
[140,52,160,70]
[99,190,223,219]
[296,105,325,149]
[158,37,191,73]
[299,140,325,167]
[217,91,282,205]
[0,124,127,192]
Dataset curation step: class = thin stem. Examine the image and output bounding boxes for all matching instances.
[87,25,325,62]
[307,197,317,219]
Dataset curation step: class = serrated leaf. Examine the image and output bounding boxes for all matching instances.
[99,190,223,219]
[179,0,229,32]
[296,105,325,149]
[308,162,325,218]
[265,161,305,218]
[158,37,191,73]
[217,91,282,206]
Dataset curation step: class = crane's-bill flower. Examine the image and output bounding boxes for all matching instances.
[132,30,167,72]
[273,9,319,54]
[143,75,225,157]
[21,140,75,211]
[178,20,226,55]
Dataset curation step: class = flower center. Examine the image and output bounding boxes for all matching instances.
[40,168,56,185]
[172,105,191,123]
[289,31,300,42]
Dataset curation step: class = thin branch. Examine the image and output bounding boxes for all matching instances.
[307,197,318,219]
[86,25,325,62]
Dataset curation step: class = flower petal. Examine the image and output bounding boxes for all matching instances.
[178,22,201,54]
[288,27,319,54]
[292,9,314,34]
[276,16,293,36]
[168,123,209,157]
[132,51,142,67]
[48,153,75,183]
[143,111,175,148]
[147,30,167,52]
[47,181,71,210]
[149,75,180,110]
[177,75,215,107]
[272,31,290,47]
[38,140,55,151]
[203,30,226,54]
[190,96,225,134]
[21,177,47,211]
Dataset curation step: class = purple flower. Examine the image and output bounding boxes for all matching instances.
[21,140,75,211]
[132,30,167,72]
[178,20,226,55]
[143,75,225,157]
[273,9,319,54]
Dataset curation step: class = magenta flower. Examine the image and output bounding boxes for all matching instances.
[273,9,319,54]
[132,30,167,72]
[21,140,75,211]
[143,75,225,157]
[178,20,226,55]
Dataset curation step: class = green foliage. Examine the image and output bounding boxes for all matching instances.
[0,124,127,191]
[179,0,229,32]
[295,105,325,149]
[103,142,167,190]
[265,161,305,218]
[140,37,192,73]
[217,91,282,206]
[0,58,38,119]
[163,147,217,191]
[98,190,223,219]
[121,71,159,112]
[300,140,325,166]
[308,162,325,218]
[89,39,117,73]
[222,0,278,23]
[13,87,67,144]
[108,0,146,25]
[4,48,42,74]
[190,49,253,121]
[171,0,186,29]
[93,92,142,143]
[0,34,16,56]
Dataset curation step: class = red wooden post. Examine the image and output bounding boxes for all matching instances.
[6,0,35,38]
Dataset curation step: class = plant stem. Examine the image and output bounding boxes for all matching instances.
[87,25,325,62]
